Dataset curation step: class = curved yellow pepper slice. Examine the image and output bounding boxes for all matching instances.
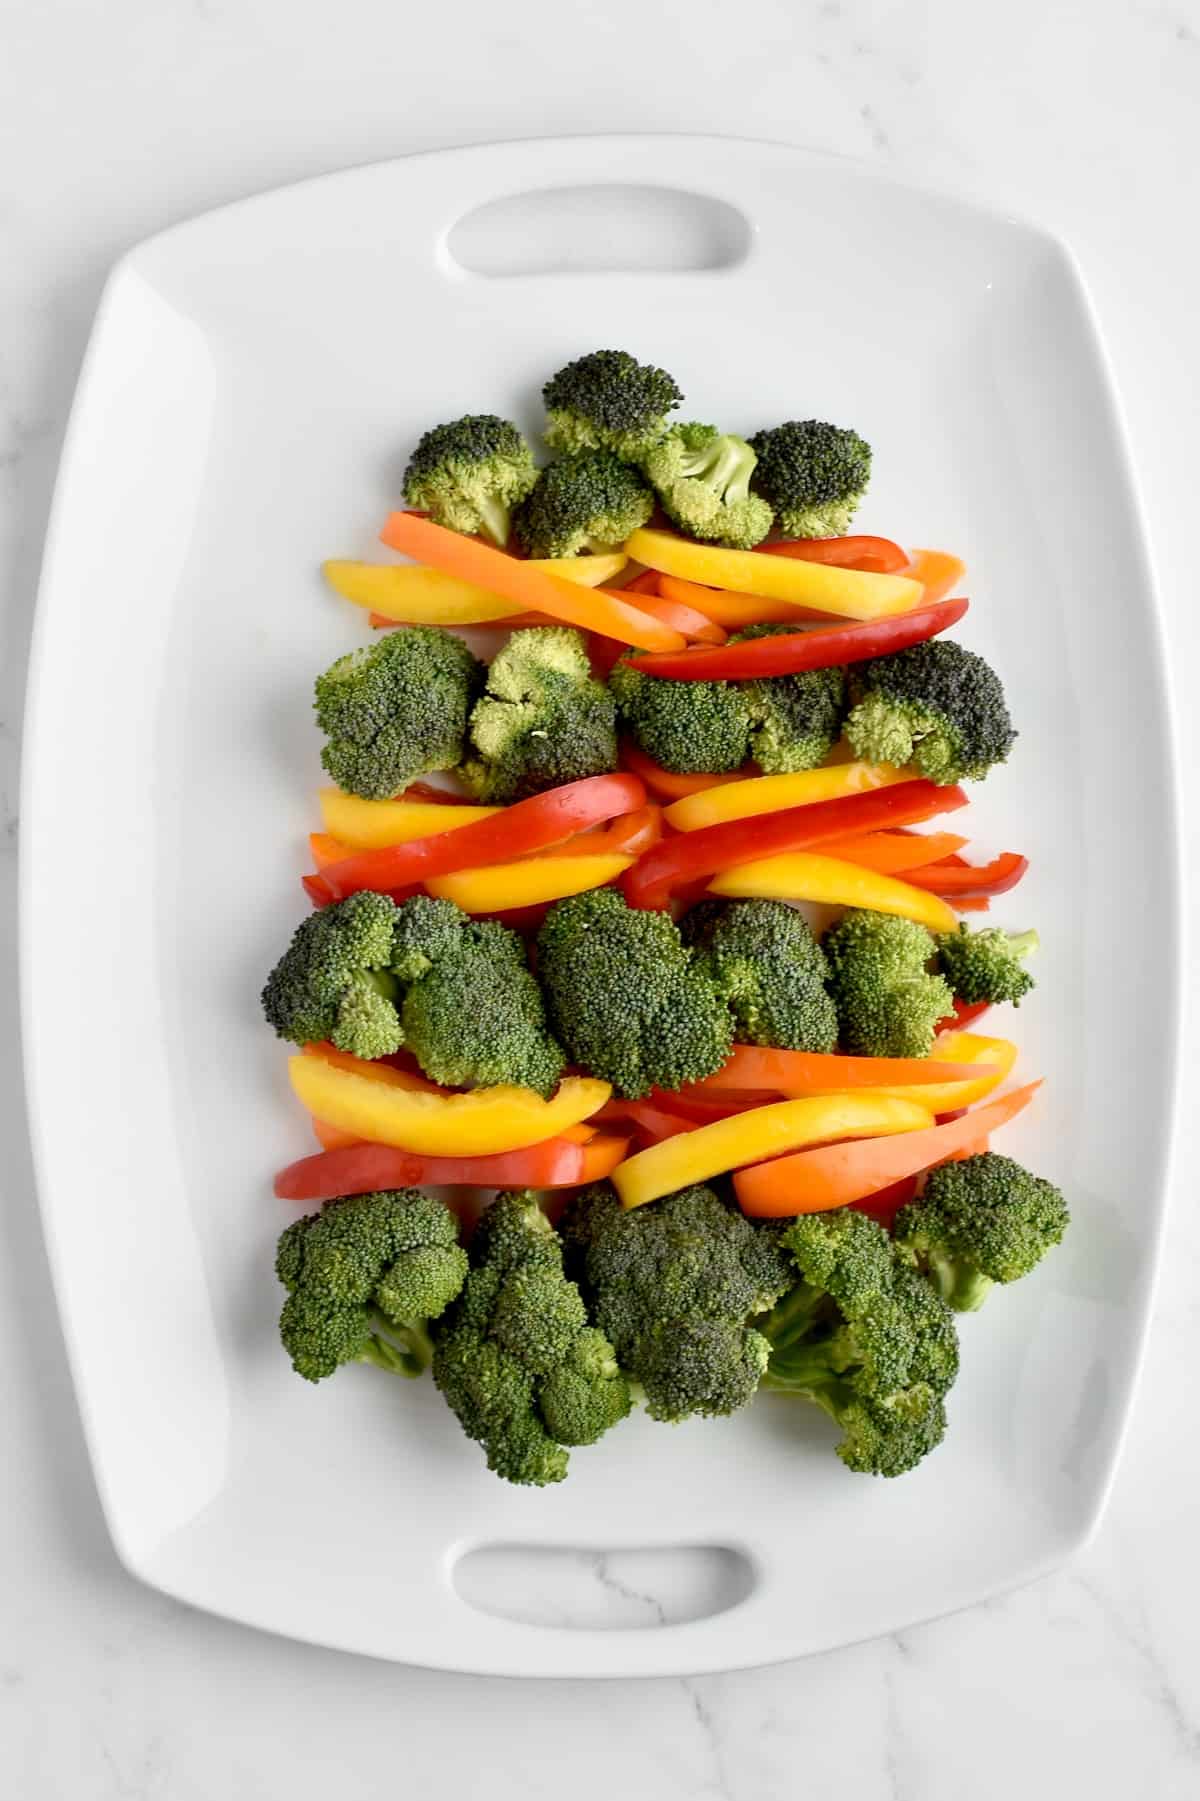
[319,789,501,850]
[323,552,628,624]
[289,1054,610,1155]
[664,761,912,832]
[425,854,634,914]
[613,1093,934,1211]
[624,529,923,621]
[708,850,959,933]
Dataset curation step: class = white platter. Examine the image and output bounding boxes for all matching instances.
[21,136,1179,1676]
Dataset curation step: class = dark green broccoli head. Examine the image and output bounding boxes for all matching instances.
[461,625,618,804]
[537,889,734,1097]
[542,349,683,459]
[609,653,751,774]
[936,924,1039,1007]
[389,893,470,984]
[514,450,654,559]
[726,625,848,772]
[681,899,838,1053]
[560,1180,793,1422]
[277,1189,467,1383]
[402,414,537,547]
[844,639,1016,785]
[747,419,872,539]
[432,1191,630,1486]
[823,909,952,1059]
[261,889,403,1060]
[761,1207,960,1477]
[642,423,774,549]
[894,1153,1069,1311]
[315,626,483,800]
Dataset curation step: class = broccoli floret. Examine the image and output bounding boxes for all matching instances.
[402,414,537,547]
[823,910,952,1060]
[391,896,564,1096]
[642,423,774,549]
[760,1208,960,1476]
[724,624,848,772]
[681,899,838,1053]
[936,924,1039,1007]
[315,626,483,800]
[276,1190,468,1383]
[537,889,734,1098]
[542,349,683,459]
[432,1191,630,1485]
[895,1153,1069,1312]
[560,1181,793,1422]
[747,419,872,539]
[609,653,751,774]
[844,639,1016,785]
[261,890,404,1059]
[461,625,618,803]
[514,450,654,559]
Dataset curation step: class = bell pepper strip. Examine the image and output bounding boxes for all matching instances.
[683,1043,982,1096]
[621,570,662,595]
[657,574,834,629]
[276,1131,630,1203]
[664,761,915,833]
[613,1093,935,1211]
[301,1040,445,1093]
[624,780,968,911]
[850,1176,920,1228]
[624,528,924,621]
[812,829,968,875]
[305,772,646,904]
[288,1053,611,1155]
[902,549,966,605]
[312,1118,362,1152]
[853,1031,1018,1113]
[324,551,628,624]
[540,804,663,860]
[734,1080,1042,1217]
[708,850,961,933]
[905,851,1029,897]
[591,1096,696,1145]
[400,782,480,806]
[318,789,501,850]
[761,535,909,574]
[936,997,993,1035]
[949,895,991,912]
[623,597,968,682]
[475,901,554,935]
[603,586,726,644]
[650,1086,780,1121]
[380,514,684,652]
[310,831,352,871]
[425,852,634,914]
[619,740,752,802]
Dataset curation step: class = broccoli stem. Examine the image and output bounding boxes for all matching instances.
[475,494,512,549]
[926,1255,994,1313]
[679,435,754,504]
[759,1342,853,1408]
[1008,930,1040,964]
[359,1310,435,1378]
[760,1280,826,1353]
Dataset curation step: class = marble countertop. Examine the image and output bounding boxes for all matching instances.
[2,2,1198,1794]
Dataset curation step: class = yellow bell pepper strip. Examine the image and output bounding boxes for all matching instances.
[903,549,966,605]
[612,1092,935,1211]
[665,761,914,832]
[624,528,923,621]
[425,853,634,914]
[288,1053,610,1155]
[318,788,501,850]
[864,1030,1017,1112]
[708,850,960,933]
[323,552,628,624]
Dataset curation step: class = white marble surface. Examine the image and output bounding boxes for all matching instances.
[2,1,1198,1793]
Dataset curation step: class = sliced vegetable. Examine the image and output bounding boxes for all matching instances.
[324,551,628,623]
[761,535,909,573]
[936,997,993,1034]
[541,804,663,859]
[310,831,351,871]
[318,788,501,850]
[624,598,968,681]
[902,549,966,605]
[624,528,924,621]
[276,1131,630,1202]
[905,851,1029,897]
[613,1092,935,1211]
[734,1081,1042,1217]
[380,513,685,652]
[426,852,634,914]
[858,1031,1018,1112]
[312,1117,361,1152]
[301,1041,444,1092]
[657,573,834,629]
[619,740,752,801]
[665,761,914,833]
[683,1044,982,1096]
[708,850,961,933]
[604,586,726,644]
[814,829,968,874]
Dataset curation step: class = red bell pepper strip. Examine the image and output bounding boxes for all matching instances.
[935,997,993,1035]
[618,740,754,801]
[590,1097,696,1145]
[905,850,1028,897]
[761,536,909,574]
[624,597,968,681]
[275,1131,631,1202]
[541,804,663,860]
[623,779,968,911]
[850,1175,920,1227]
[304,772,647,904]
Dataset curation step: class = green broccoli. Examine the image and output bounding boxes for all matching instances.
[514,450,654,559]
[936,924,1039,1007]
[681,899,838,1053]
[747,419,873,539]
[760,1208,960,1476]
[560,1182,793,1422]
[461,626,618,803]
[542,349,683,459]
[894,1153,1069,1312]
[315,626,483,800]
[276,1190,468,1383]
[642,423,774,549]
[609,653,751,774]
[432,1192,630,1486]
[728,624,848,772]
[823,909,952,1060]
[537,888,734,1098]
[261,890,404,1060]
[844,639,1016,785]
[402,414,537,547]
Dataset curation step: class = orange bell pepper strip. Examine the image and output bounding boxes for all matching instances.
[856,1031,1018,1112]
[734,1080,1042,1217]
[657,573,833,629]
[380,513,685,652]
[310,831,352,871]
[624,528,923,620]
[276,1131,630,1203]
[683,1043,982,1096]
[312,1117,362,1151]
[708,850,961,933]
[805,828,967,875]
[540,804,663,860]
[761,535,909,573]
[619,740,753,802]
[610,589,727,644]
[902,549,966,605]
